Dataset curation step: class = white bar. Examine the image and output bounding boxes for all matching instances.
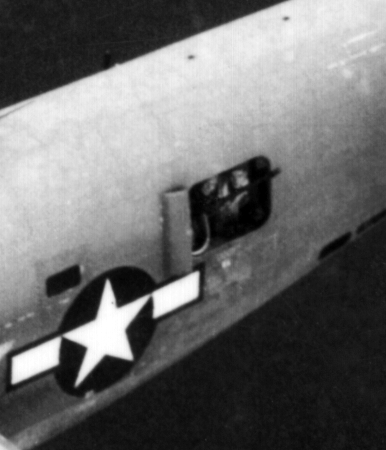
[152,271,201,319]
[11,337,61,385]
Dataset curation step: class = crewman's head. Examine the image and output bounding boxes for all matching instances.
[231,169,249,189]
[201,176,218,196]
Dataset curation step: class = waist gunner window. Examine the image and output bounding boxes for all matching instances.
[190,156,278,255]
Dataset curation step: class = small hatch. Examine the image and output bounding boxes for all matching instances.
[46,265,82,297]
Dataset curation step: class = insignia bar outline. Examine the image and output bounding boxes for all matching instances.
[8,267,203,395]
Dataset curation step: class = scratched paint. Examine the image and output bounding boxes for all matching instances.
[345,30,378,45]
[327,40,385,71]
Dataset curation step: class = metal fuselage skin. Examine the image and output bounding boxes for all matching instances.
[1,0,386,447]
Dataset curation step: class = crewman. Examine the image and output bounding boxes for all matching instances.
[216,168,250,238]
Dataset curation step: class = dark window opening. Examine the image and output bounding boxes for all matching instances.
[190,156,279,255]
[318,232,352,260]
[46,265,82,297]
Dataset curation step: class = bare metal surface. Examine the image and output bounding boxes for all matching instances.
[0,0,385,446]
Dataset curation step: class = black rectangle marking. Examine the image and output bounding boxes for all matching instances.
[46,265,81,297]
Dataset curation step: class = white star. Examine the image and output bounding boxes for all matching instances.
[64,279,150,387]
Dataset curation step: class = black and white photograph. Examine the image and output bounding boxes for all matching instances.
[0,0,386,449]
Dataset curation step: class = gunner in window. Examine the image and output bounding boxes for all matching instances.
[230,168,251,229]
[190,175,220,217]
[200,176,220,213]
[216,168,250,237]
[248,158,267,226]
[231,168,250,190]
